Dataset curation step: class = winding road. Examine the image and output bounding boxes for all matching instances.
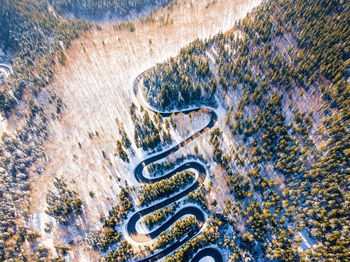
[126,69,223,262]
[0,63,12,78]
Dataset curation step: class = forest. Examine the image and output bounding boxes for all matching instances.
[0,0,348,260]
[130,102,172,151]
[0,1,91,260]
[143,44,217,110]
[153,215,198,250]
[143,202,179,229]
[140,0,349,260]
[45,177,83,225]
[0,0,90,116]
[138,170,195,206]
[48,0,175,20]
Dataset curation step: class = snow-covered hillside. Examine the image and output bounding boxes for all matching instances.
[28,0,262,258]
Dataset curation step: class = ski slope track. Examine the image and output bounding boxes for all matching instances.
[126,69,223,262]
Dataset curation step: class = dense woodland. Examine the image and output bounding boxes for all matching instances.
[143,202,179,229]
[164,216,222,262]
[45,177,83,225]
[48,0,175,20]
[141,0,349,260]
[153,215,198,250]
[130,102,172,152]
[0,0,90,116]
[143,47,217,110]
[138,170,195,206]
[0,1,90,260]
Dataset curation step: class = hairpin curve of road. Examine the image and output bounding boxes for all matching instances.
[0,63,12,78]
[125,68,223,262]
